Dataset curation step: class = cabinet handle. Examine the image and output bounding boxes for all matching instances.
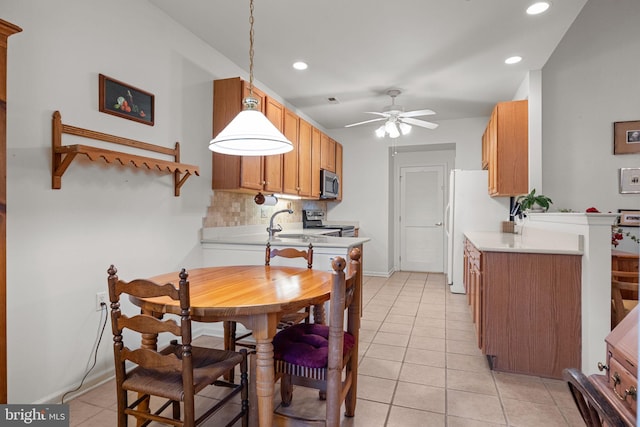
[611,372,637,402]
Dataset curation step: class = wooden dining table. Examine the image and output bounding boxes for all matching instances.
[129,265,334,427]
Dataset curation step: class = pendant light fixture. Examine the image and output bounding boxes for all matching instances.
[209,0,293,156]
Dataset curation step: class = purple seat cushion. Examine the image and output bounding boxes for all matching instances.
[273,323,355,369]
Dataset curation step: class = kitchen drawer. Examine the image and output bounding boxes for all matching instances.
[465,242,481,268]
[608,344,638,379]
[607,357,638,414]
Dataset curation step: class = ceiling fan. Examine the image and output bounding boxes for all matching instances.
[344,89,438,138]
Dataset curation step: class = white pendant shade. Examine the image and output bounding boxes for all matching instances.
[209,108,293,156]
[208,0,293,156]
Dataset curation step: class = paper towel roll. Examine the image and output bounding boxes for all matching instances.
[254,193,278,206]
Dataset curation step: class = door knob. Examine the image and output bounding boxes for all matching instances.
[435,222,443,226]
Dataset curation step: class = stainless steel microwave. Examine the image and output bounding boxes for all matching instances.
[320,169,339,199]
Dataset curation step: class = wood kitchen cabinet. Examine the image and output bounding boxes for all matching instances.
[263,97,284,193]
[311,127,322,199]
[212,76,343,200]
[464,239,484,349]
[282,109,300,195]
[212,77,282,193]
[481,124,490,170]
[320,133,336,173]
[297,118,313,197]
[463,237,582,379]
[335,142,343,201]
[484,100,528,196]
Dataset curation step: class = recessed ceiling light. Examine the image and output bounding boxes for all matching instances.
[292,61,308,70]
[505,56,522,65]
[527,2,551,15]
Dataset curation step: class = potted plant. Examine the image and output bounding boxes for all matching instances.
[515,188,553,214]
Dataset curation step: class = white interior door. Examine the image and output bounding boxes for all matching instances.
[400,165,445,272]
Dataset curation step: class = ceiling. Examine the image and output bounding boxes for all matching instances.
[148,0,587,132]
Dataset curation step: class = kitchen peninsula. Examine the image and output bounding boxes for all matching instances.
[463,213,620,381]
[201,225,369,271]
[463,229,583,379]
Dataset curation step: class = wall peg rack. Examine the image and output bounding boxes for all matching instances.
[52,111,199,196]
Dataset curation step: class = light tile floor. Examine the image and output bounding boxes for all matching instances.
[67,272,585,426]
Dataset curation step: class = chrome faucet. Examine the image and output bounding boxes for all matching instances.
[267,209,293,237]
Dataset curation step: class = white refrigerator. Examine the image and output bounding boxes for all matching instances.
[445,169,511,293]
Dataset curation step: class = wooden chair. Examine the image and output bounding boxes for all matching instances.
[266,242,314,269]
[225,243,315,353]
[563,368,631,427]
[267,242,315,327]
[107,265,249,427]
[611,269,639,328]
[272,247,361,426]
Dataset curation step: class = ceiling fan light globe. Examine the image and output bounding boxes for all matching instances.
[399,122,412,135]
[384,121,396,133]
[388,124,400,138]
[375,126,386,138]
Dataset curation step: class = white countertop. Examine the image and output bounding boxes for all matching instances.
[201,226,370,249]
[464,230,583,255]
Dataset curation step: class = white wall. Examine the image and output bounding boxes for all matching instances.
[3,0,252,404]
[542,0,640,213]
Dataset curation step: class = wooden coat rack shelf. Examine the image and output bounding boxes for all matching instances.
[52,111,200,196]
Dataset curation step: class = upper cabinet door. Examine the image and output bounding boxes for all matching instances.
[282,109,300,195]
[320,133,336,172]
[311,127,322,199]
[485,100,528,197]
[263,97,284,193]
[239,82,267,190]
[297,119,313,197]
[335,142,343,201]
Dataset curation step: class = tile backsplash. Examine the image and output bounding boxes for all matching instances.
[203,191,327,228]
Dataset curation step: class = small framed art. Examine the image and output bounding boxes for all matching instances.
[614,120,640,154]
[618,209,640,226]
[99,74,154,126]
[619,168,640,194]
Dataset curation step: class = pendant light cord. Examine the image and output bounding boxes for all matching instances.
[248,0,255,98]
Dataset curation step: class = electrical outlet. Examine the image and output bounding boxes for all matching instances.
[261,208,268,218]
[96,291,108,311]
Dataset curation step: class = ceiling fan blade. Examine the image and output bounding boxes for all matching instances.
[344,117,386,128]
[399,109,436,118]
[401,117,439,129]
[363,111,391,117]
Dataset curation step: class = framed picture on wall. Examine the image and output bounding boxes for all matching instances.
[619,167,640,194]
[618,209,640,227]
[99,74,154,126]
[613,120,640,154]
